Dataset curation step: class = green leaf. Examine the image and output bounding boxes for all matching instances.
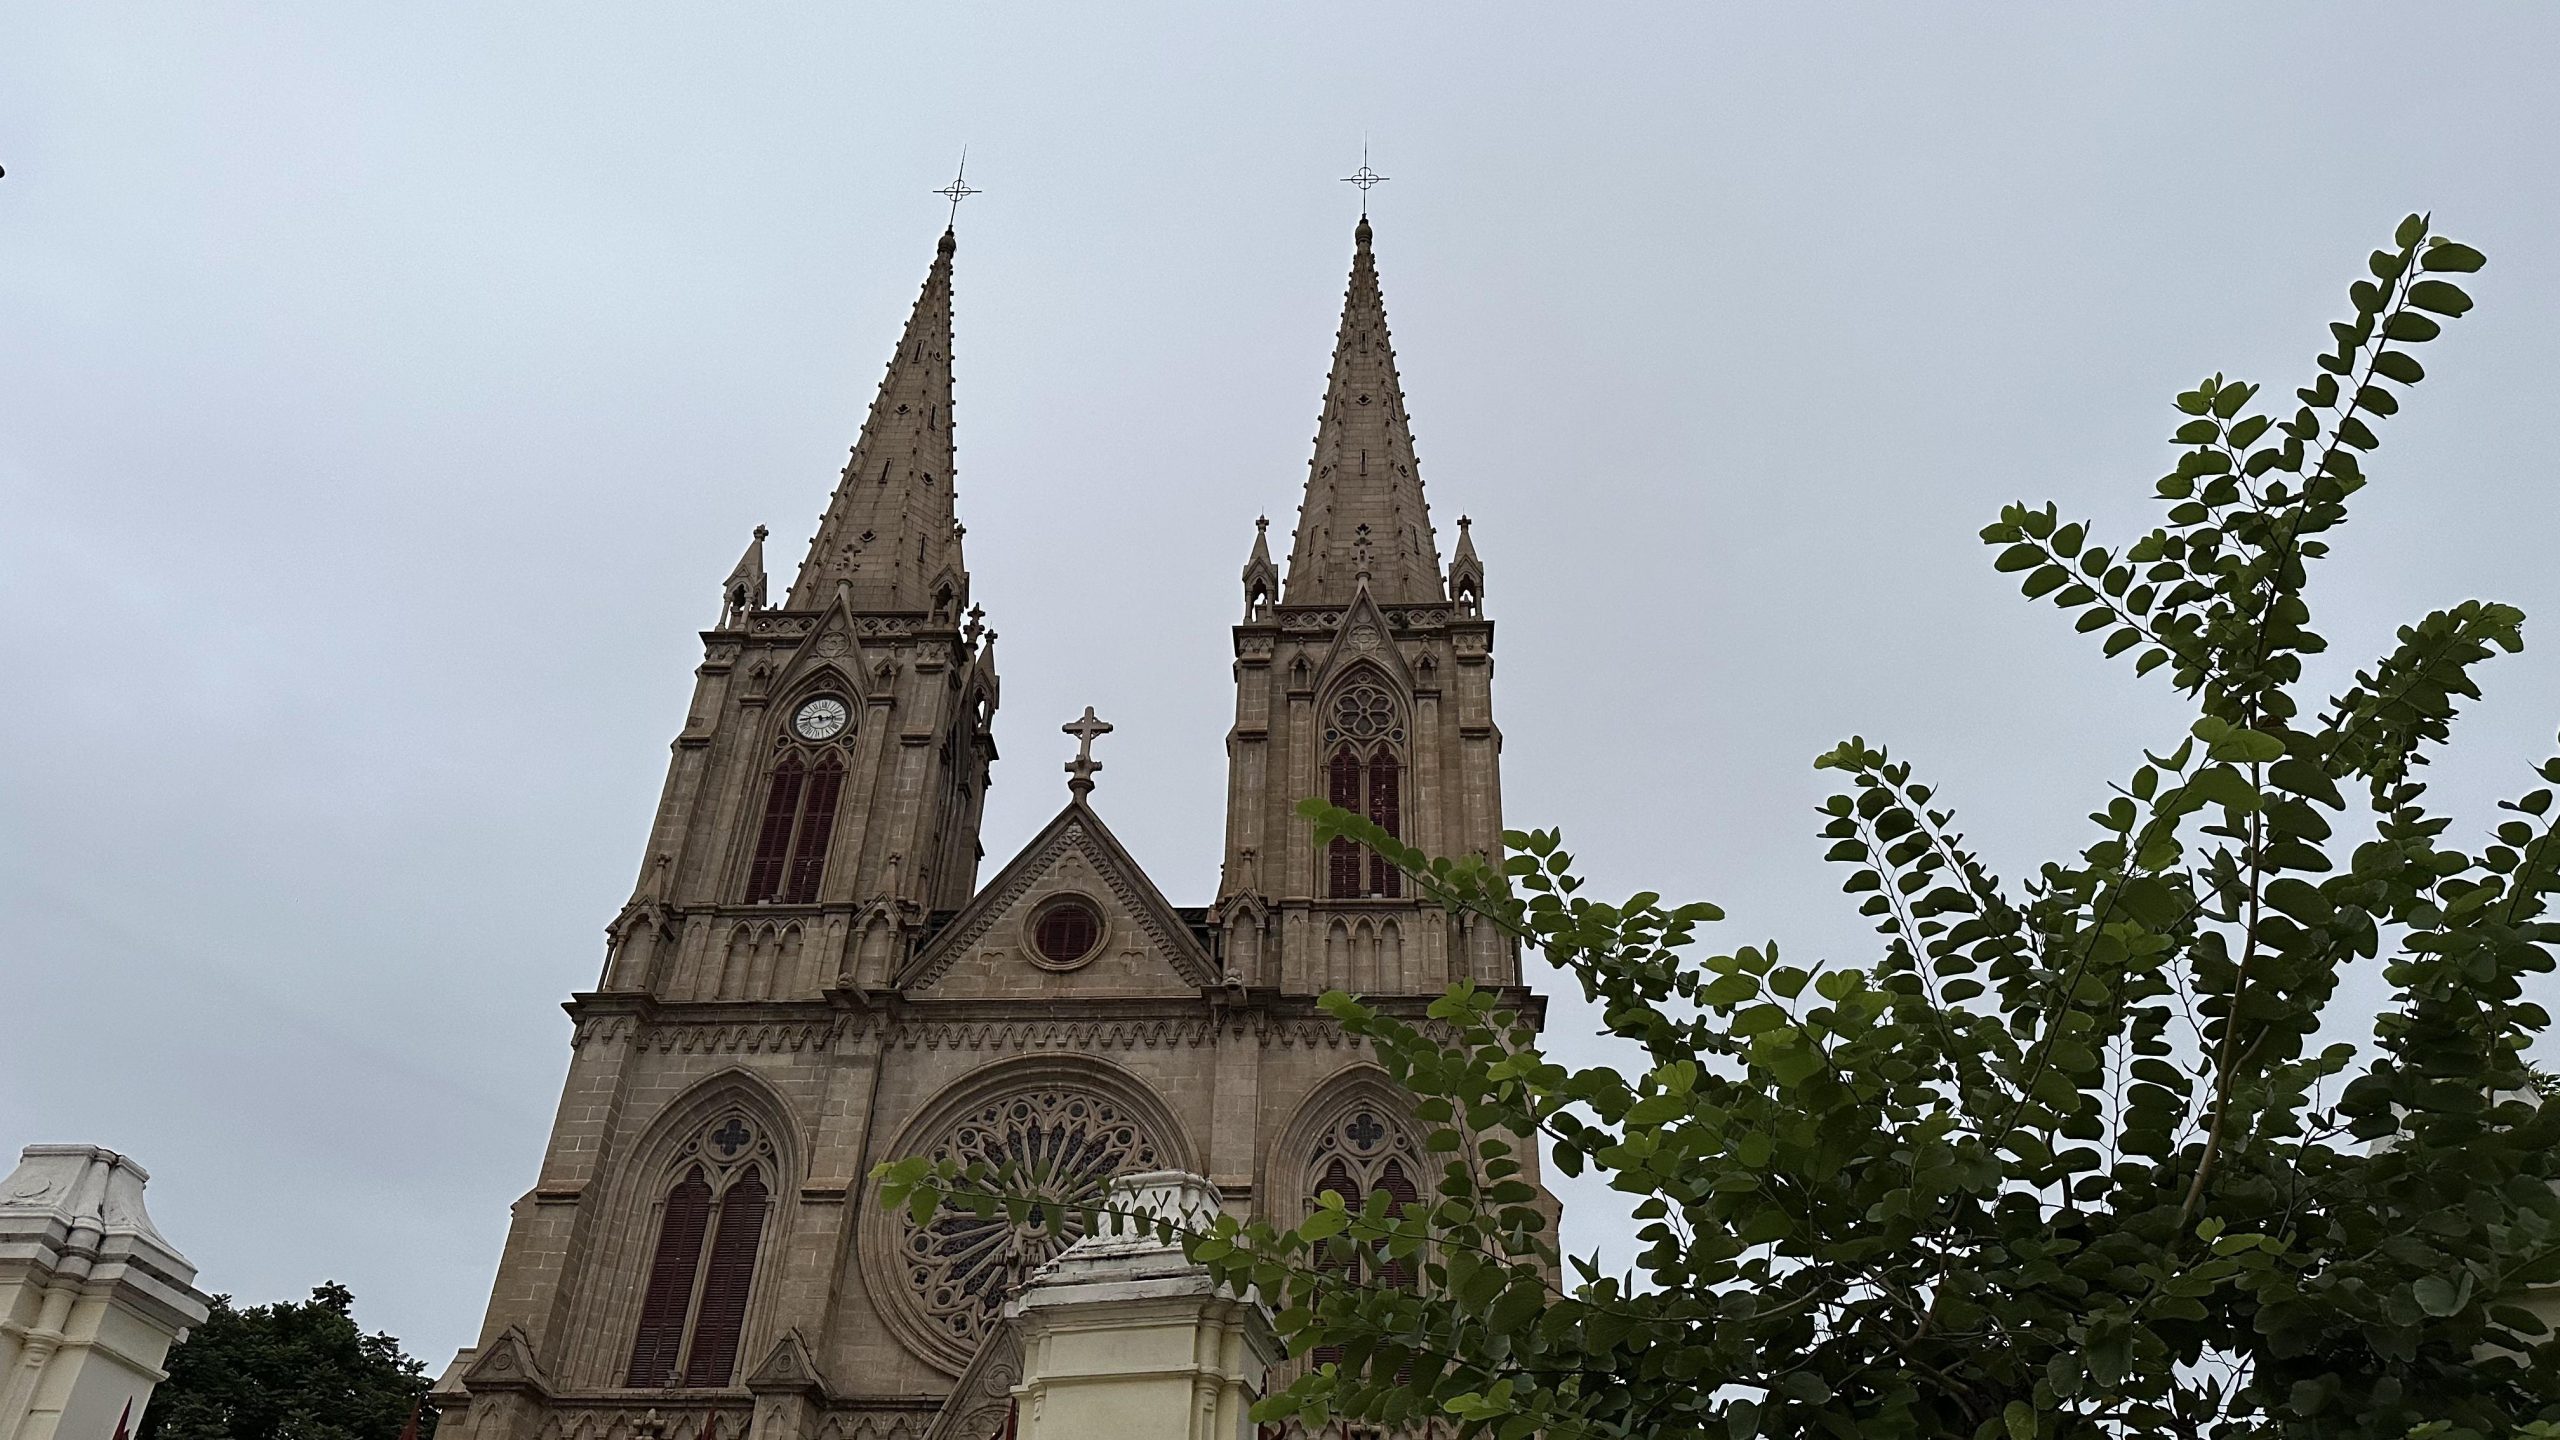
[2372,350,2425,384]
[2005,1401,2036,1440]
[2414,1274,2464,1317]
[2406,279,2474,316]
[2384,312,2442,343]
[2422,240,2487,272]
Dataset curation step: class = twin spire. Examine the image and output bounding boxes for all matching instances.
[786,228,968,615]
[774,213,1454,619]
[1282,216,1445,606]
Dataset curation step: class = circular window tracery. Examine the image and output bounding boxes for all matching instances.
[1325,681,1404,746]
[1027,897,1104,970]
[896,1088,1164,1363]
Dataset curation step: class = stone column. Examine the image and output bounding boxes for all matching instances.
[0,1146,209,1440]
[1004,1172,1278,1440]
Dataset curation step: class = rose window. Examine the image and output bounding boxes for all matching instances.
[899,1089,1164,1358]
[1325,683,1403,745]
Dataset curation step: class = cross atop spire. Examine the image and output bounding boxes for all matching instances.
[1283,214,1444,605]
[1341,146,1387,216]
[934,150,979,231]
[1062,707,1113,797]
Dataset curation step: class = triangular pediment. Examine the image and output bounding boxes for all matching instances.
[745,1328,830,1397]
[458,1325,553,1396]
[920,1319,1022,1440]
[901,802,1215,996]
[770,595,873,707]
[1311,587,1413,692]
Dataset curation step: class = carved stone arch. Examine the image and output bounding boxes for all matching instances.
[850,902,904,990]
[575,1068,802,1388]
[1262,1064,1427,1222]
[861,1055,1195,1374]
[710,921,760,1000]
[926,567,965,624]
[1316,659,1408,745]
[746,921,802,999]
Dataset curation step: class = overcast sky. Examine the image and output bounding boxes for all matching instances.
[6,4,2560,1369]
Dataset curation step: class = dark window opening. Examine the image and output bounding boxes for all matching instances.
[1032,899,1102,966]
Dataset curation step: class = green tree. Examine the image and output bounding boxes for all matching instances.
[140,1283,434,1440]
[885,216,2560,1439]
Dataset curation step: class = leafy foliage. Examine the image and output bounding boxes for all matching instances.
[882,218,2560,1439]
[140,1283,434,1440]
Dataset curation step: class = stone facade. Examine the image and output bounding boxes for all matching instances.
[434,215,1545,1440]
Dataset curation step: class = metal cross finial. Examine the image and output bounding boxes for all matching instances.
[1341,144,1386,213]
[934,150,979,228]
[1062,706,1113,797]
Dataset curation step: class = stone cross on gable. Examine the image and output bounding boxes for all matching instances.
[1063,707,1113,797]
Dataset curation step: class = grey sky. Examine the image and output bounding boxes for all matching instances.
[6,4,2559,1367]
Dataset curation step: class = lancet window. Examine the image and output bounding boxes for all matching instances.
[1322,677,1404,900]
[1305,1102,1423,1369]
[744,750,846,904]
[624,1114,776,1389]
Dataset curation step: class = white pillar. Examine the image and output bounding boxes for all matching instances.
[1006,1172,1279,1440]
[0,1147,209,1440]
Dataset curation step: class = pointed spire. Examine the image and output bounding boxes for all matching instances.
[1449,513,1485,616]
[1284,216,1444,605]
[787,230,969,616]
[1241,515,1278,619]
[720,525,769,626]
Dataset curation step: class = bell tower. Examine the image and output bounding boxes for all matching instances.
[1216,215,1513,997]
[599,225,1000,1009]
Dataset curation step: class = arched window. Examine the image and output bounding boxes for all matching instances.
[1321,678,1405,900]
[745,751,846,904]
[1304,1103,1423,1370]
[624,1116,776,1389]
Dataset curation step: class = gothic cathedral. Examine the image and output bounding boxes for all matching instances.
[431,215,1547,1440]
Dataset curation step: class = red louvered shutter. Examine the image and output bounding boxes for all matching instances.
[1375,1158,1420,1384]
[782,754,845,903]
[682,1170,769,1386]
[624,1168,713,1387]
[1326,747,1364,898]
[1309,1157,1360,1367]
[744,758,807,902]
[1375,1158,1420,1288]
[1366,750,1402,899]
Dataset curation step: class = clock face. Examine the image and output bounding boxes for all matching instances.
[792,696,850,742]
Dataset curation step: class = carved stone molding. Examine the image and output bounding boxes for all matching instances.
[885,1013,1360,1053]
[632,1020,843,1056]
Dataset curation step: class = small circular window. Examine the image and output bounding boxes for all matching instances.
[1028,897,1104,969]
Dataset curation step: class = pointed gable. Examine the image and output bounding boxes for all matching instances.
[902,802,1216,998]
[787,228,969,613]
[766,592,872,706]
[1309,586,1415,694]
[1285,215,1446,607]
